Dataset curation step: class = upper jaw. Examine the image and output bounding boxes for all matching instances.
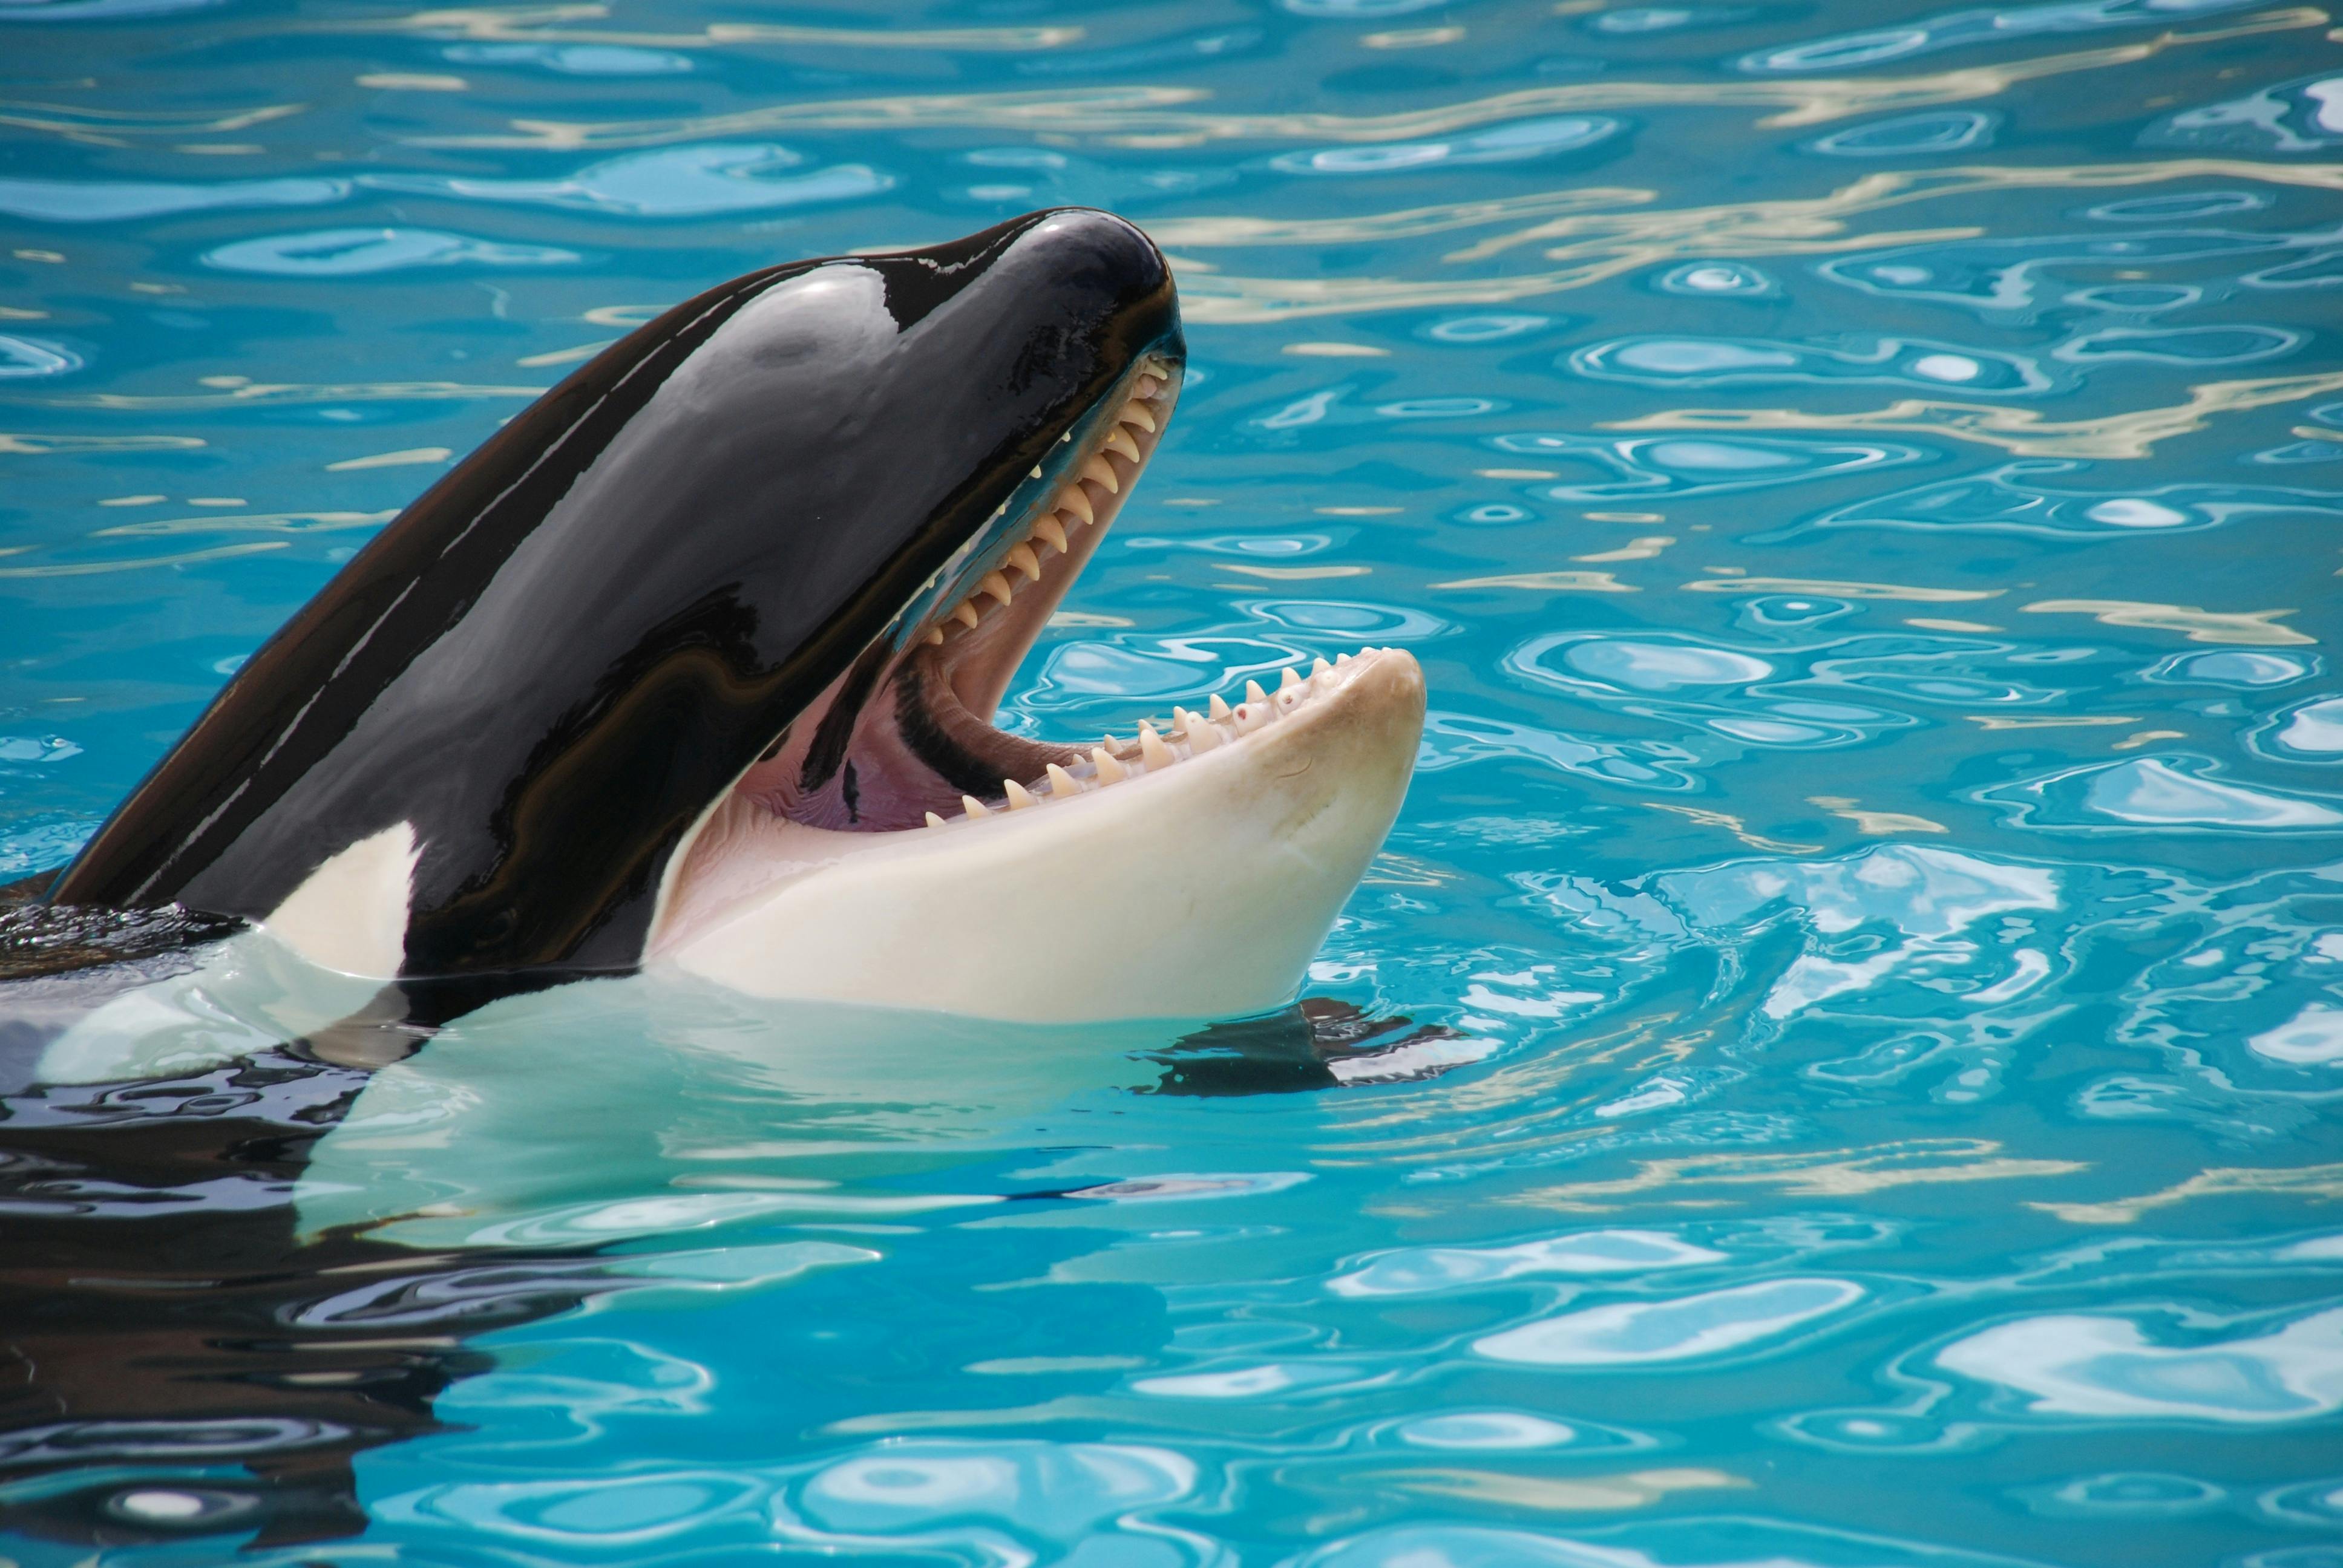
[923,352,1181,727]
[716,352,1181,832]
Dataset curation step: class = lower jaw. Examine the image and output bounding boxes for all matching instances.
[650,647,1427,1023]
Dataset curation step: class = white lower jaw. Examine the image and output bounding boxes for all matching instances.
[649,647,1426,1022]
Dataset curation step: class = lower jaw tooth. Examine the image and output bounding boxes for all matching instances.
[925,811,947,829]
[959,645,1377,817]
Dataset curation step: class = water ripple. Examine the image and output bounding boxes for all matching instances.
[360,145,891,218]
[201,227,580,276]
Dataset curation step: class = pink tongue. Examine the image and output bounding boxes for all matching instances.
[729,661,1073,834]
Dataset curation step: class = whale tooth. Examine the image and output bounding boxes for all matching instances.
[980,572,1013,606]
[1208,693,1231,722]
[1233,702,1268,736]
[1138,722,1173,770]
[1004,779,1035,810]
[1312,656,1332,678]
[1120,402,1156,433]
[1060,489,1093,526]
[1172,705,1193,730]
[1034,515,1068,553]
[1245,679,1269,706]
[925,811,947,829]
[952,601,980,629]
[1080,455,1118,494]
[1046,762,1078,798]
[923,627,945,645]
[1336,651,1352,665]
[1280,666,1303,690]
[1030,465,1043,480]
[1103,427,1141,462]
[1136,374,1162,399]
[1182,711,1222,753]
[962,794,989,820]
[1008,543,1042,582]
[1091,746,1126,783]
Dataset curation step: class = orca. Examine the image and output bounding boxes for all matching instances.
[33,207,1423,1060]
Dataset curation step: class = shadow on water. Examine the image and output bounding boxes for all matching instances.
[0,900,1472,1549]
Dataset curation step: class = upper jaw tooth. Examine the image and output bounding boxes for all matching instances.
[1103,428,1141,462]
[1080,455,1118,494]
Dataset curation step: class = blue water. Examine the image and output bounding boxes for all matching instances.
[5,0,2343,1563]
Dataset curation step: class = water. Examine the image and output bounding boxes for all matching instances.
[3,0,2342,1562]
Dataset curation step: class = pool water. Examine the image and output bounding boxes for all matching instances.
[4,0,2343,1562]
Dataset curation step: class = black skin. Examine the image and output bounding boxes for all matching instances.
[47,208,1183,984]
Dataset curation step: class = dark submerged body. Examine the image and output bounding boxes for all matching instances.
[0,1002,1457,1549]
[50,208,1180,982]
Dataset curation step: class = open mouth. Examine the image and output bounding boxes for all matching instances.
[652,348,1405,954]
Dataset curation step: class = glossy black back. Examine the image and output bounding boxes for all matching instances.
[53,209,1180,975]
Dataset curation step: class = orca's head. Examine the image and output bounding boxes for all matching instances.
[56,208,1424,1022]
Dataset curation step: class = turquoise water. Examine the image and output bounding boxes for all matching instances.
[5,0,2343,1563]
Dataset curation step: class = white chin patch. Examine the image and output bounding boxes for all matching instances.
[261,820,418,979]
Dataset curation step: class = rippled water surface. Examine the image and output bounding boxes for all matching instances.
[5,0,2343,1562]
